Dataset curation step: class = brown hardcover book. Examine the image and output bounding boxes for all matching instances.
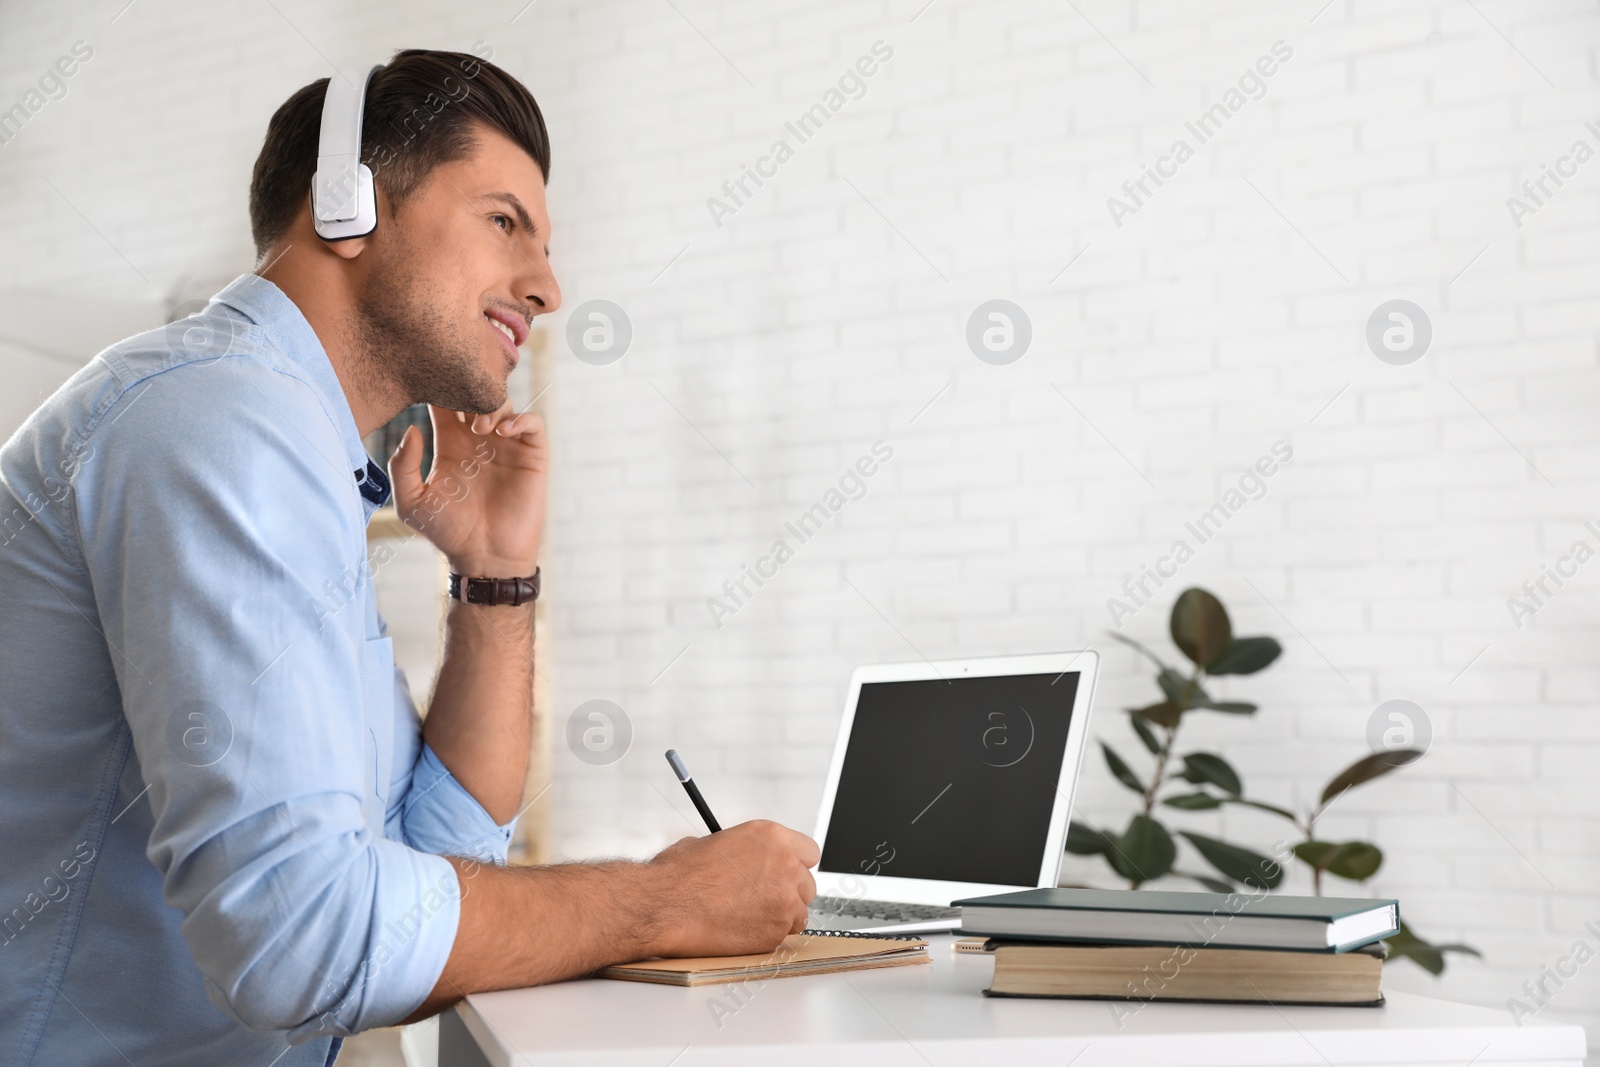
[984,939,1386,1006]
[597,931,930,988]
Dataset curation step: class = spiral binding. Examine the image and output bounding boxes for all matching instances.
[799,928,925,941]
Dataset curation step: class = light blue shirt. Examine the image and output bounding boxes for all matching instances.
[0,273,515,1066]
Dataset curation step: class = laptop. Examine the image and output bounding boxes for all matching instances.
[806,651,1099,934]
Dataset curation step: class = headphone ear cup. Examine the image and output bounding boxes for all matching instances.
[353,162,377,233]
[313,162,377,241]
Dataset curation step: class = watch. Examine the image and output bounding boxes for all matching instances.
[448,568,541,606]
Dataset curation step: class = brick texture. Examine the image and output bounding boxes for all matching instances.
[1,0,1596,1048]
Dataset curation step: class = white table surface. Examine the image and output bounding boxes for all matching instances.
[449,942,1588,1066]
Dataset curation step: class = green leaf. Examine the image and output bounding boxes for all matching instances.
[1132,700,1184,729]
[1065,819,1112,856]
[1158,668,1209,709]
[1319,749,1424,807]
[1222,796,1300,822]
[1154,669,1249,715]
[1180,752,1243,796]
[1432,943,1483,959]
[1163,792,1223,810]
[1383,922,1478,975]
[1294,840,1383,881]
[1388,939,1445,975]
[1294,841,1337,867]
[1101,743,1146,794]
[1178,831,1284,890]
[1326,842,1383,881]
[1206,636,1283,676]
[1129,714,1162,755]
[1105,630,1169,670]
[1111,814,1176,884]
[1174,869,1236,894]
[1171,588,1233,668]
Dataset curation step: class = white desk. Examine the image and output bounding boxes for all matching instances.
[444,945,1587,1066]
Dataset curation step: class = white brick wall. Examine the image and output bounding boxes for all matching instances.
[2,0,1597,1049]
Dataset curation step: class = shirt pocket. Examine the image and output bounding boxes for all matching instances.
[361,634,397,828]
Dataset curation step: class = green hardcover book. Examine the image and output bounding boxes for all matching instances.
[954,888,1398,953]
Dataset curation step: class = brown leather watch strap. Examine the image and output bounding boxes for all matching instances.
[448,568,541,606]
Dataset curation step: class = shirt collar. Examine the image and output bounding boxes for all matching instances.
[356,460,391,507]
[211,273,391,513]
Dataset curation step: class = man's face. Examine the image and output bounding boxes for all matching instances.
[353,123,560,414]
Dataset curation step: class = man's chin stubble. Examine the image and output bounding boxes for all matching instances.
[353,294,506,416]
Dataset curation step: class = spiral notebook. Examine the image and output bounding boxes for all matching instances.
[595,929,930,987]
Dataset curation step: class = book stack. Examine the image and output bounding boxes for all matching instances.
[952,888,1398,1007]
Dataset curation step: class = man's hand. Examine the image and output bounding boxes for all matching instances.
[645,820,820,958]
[389,401,547,577]
[393,400,546,823]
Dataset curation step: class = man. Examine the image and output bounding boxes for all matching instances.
[0,48,817,1066]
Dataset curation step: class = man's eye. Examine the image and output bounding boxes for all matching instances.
[491,214,512,232]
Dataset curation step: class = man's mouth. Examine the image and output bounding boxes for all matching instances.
[480,307,531,348]
[486,314,517,345]
[482,307,527,364]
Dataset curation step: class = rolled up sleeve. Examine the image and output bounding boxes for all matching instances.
[75,362,460,1041]
[399,742,518,864]
[379,648,518,865]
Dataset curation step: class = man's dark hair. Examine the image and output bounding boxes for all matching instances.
[248,48,551,260]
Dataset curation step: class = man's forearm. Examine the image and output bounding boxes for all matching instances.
[422,599,535,823]
[399,822,819,1024]
[400,855,665,1023]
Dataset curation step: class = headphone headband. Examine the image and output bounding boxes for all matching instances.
[312,64,382,240]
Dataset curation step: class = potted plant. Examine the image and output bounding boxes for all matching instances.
[1067,587,1479,974]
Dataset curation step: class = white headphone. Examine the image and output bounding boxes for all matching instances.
[311,65,382,241]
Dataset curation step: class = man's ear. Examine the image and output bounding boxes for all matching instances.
[325,235,368,260]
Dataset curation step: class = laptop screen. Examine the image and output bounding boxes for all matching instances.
[817,670,1082,888]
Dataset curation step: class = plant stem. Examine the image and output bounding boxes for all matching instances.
[1306,809,1322,896]
[1142,666,1203,814]
[1142,721,1178,816]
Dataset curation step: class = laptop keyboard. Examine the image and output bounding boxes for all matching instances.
[811,896,961,923]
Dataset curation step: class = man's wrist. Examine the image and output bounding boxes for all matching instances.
[448,569,540,607]
[630,859,678,958]
[447,555,539,579]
